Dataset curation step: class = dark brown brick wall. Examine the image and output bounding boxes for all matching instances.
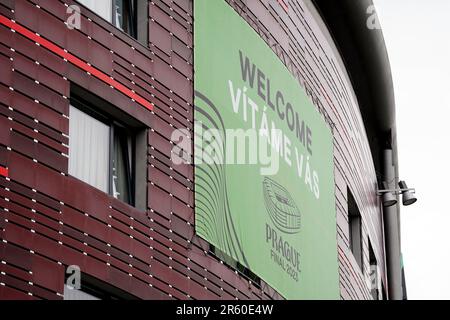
[0,0,385,300]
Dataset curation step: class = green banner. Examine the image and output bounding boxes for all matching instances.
[194,0,340,299]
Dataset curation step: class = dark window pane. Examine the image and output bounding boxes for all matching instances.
[348,188,363,270]
[114,0,136,38]
[112,126,133,205]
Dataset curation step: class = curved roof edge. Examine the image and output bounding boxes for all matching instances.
[313,0,397,176]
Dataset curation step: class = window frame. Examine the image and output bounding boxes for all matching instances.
[76,0,147,44]
[110,120,135,205]
[347,187,363,271]
[368,239,380,300]
[112,0,138,39]
[69,96,138,207]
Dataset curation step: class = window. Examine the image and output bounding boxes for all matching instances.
[347,188,363,270]
[77,0,112,22]
[113,0,137,38]
[76,0,148,42]
[368,240,380,300]
[69,103,134,205]
[68,106,110,194]
[68,88,147,209]
[64,273,137,300]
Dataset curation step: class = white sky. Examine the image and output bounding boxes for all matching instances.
[374,0,450,299]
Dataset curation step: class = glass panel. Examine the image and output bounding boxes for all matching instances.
[114,0,135,37]
[112,126,133,205]
[77,0,112,22]
[69,105,110,193]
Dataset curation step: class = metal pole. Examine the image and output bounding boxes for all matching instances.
[383,149,403,300]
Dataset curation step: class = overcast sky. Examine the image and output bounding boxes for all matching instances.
[374,0,450,299]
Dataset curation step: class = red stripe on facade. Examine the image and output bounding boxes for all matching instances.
[0,15,154,112]
[278,0,289,12]
[0,166,8,178]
